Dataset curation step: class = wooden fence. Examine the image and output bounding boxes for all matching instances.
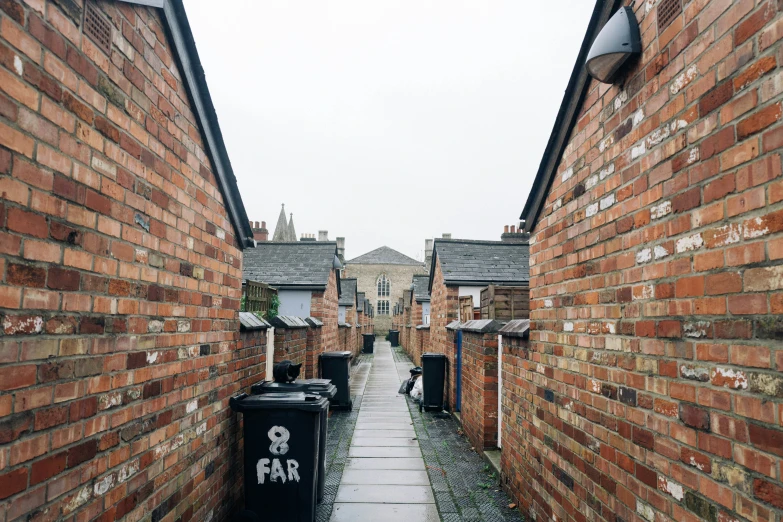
[242,280,277,316]
[480,285,530,320]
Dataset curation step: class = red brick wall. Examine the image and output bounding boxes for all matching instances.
[459,330,499,450]
[417,327,430,367]
[0,2,255,520]
[305,325,322,379]
[514,2,783,522]
[429,259,459,409]
[273,327,307,367]
[311,270,338,351]
[498,333,531,511]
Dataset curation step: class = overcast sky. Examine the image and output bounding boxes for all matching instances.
[184,1,595,261]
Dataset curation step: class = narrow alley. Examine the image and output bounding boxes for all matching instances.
[320,341,523,522]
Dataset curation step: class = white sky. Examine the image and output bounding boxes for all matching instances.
[184,1,595,261]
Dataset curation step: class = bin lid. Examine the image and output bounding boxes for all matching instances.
[320,351,352,358]
[422,352,446,359]
[362,333,375,338]
[250,380,337,399]
[230,392,328,413]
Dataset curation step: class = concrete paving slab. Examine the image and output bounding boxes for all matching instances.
[330,503,440,522]
[335,484,435,504]
[343,457,426,470]
[350,437,419,447]
[348,446,421,458]
[353,430,416,438]
[340,469,430,485]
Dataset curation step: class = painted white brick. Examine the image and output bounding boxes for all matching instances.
[600,194,615,210]
[676,233,704,253]
[586,203,599,217]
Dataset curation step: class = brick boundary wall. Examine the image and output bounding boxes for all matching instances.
[498,332,530,513]
[429,259,460,409]
[417,327,430,366]
[0,1,257,520]
[311,270,338,353]
[459,327,500,451]
[515,2,783,522]
[305,324,322,379]
[273,327,307,368]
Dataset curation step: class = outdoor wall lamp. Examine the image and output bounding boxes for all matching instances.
[586,6,641,84]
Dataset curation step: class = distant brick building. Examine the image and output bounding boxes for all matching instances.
[0,1,256,520]
[428,239,529,410]
[511,2,783,522]
[344,246,426,334]
[243,241,341,351]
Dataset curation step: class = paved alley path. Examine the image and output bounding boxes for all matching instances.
[330,341,440,521]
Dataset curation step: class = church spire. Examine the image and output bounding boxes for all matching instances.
[272,204,289,241]
[287,213,297,242]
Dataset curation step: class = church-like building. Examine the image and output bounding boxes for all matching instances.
[343,246,427,334]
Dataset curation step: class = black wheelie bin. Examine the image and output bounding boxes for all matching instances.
[320,351,352,410]
[362,333,375,353]
[250,379,336,503]
[389,329,399,347]
[421,352,446,411]
[230,392,328,522]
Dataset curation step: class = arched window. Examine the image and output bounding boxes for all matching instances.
[377,274,390,297]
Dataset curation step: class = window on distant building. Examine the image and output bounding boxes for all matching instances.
[377,300,390,315]
[377,274,390,297]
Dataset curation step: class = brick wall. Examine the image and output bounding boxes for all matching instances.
[429,258,459,409]
[305,324,322,379]
[459,329,499,450]
[311,269,338,352]
[516,2,783,522]
[0,1,254,520]
[498,333,529,512]
[273,327,307,367]
[338,324,350,353]
[417,327,430,367]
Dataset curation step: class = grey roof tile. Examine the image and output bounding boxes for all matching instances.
[432,239,529,286]
[339,278,357,306]
[239,312,270,330]
[346,246,424,266]
[269,315,309,329]
[243,242,338,288]
[499,319,530,338]
[412,275,431,302]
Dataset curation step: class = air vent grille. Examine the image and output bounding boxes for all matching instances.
[657,0,682,32]
[84,2,111,56]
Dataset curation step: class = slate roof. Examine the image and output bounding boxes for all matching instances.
[117,0,253,248]
[339,278,357,307]
[430,239,529,289]
[243,242,340,290]
[412,275,431,302]
[346,246,423,266]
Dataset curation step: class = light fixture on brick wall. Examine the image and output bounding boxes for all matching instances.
[586,7,641,84]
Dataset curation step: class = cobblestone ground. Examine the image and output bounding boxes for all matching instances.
[315,355,372,521]
[392,347,526,522]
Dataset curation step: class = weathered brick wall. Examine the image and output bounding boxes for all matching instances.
[459,330,499,450]
[516,2,783,522]
[338,325,350,353]
[429,259,459,409]
[305,325,322,379]
[0,1,254,520]
[498,333,530,512]
[273,327,307,367]
[417,327,430,367]
[311,270,338,351]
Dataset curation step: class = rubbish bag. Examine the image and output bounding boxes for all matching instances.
[398,380,408,394]
[410,376,423,400]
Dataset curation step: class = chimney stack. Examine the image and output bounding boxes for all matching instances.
[442,233,452,239]
[318,230,329,241]
[501,224,530,244]
[336,237,346,262]
[251,220,269,241]
[424,239,433,270]
[301,233,317,241]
